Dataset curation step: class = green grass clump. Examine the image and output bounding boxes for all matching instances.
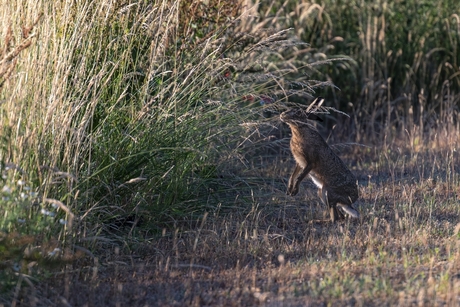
[0,1,234,231]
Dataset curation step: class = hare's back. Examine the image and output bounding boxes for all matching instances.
[314,150,356,185]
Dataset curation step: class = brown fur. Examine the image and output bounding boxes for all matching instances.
[280,97,359,222]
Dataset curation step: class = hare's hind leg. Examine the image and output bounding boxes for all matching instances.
[337,203,359,218]
[329,206,345,222]
[320,189,345,222]
[335,193,360,219]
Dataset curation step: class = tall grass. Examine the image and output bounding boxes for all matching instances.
[257,0,460,142]
[1,1,224,230]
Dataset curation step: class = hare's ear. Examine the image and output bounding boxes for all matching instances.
[307,113,323,122]
[305,97,325,113]
[305,97,325,121]
[311,97,325,107]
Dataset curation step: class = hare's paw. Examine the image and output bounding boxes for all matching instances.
[287,186,299,196]
[337,203,360,218]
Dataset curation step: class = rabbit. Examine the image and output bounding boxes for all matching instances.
[280,97,359,222]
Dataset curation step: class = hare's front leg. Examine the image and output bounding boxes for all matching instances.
[287,164,311,196]
[287,164,301,195]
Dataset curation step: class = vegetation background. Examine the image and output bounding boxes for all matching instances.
[0,0,459,306]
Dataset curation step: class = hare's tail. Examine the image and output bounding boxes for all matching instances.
[337,203,359,218]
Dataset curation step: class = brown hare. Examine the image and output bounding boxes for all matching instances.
[280,97,359,222]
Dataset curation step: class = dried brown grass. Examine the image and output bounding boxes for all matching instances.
[7,124,456,306]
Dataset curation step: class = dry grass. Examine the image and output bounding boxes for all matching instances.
[6,126,458,306]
